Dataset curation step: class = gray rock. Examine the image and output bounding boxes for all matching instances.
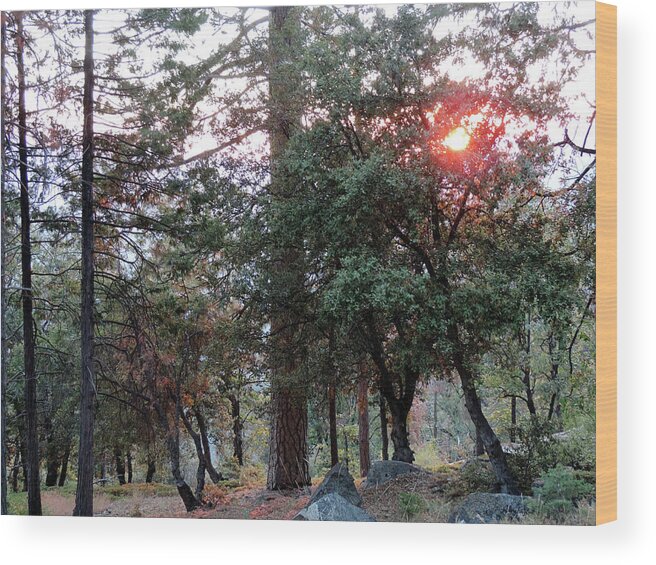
[309,462,362,507]
[294,493,376,522]
[363,460,425,488]
[448,493,528,524]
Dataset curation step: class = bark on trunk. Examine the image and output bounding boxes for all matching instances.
[228,395,244,467]
[114,447,126,485]
[126,451,133,483]
[328,383,338,467]
[510,396,517,443]
[379,393,389,461]
[195,409,222,482]
[16,13,42,516]
[58,443,71,486]
[145,460,156,483]
[45,458,60,487]
[388,401,413,463]
[266,6,310,491]
[474,429,485,457]
[451,334,519,494]
[180,409,206,501]
[0,12,9,515]
[267,389,310,489]
[357,374,370,477]
[73,10,96,517]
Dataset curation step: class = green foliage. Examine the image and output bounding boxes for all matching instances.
[398,492,427,521]
[508,417,559,493]
[529,465,593,522]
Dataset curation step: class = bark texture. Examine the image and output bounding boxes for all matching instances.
[73,10,96,516]
[16,12,42,515]
[357,375,370,477]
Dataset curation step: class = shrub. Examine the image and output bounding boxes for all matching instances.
[398,492,427,521]
[529,465,593,523]
[508,417,559,493]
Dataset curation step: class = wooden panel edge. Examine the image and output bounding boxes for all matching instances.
[595,1,617,526]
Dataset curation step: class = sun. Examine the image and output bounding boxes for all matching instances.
[443,126,471,151]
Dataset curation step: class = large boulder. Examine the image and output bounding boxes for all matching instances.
[309,462,362,507]
[448,493,528,524]
[363,460,425,488]
[294,493,376,522]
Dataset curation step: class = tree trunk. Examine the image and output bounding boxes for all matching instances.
[195,409,222,482]
[73,9,96,517]
[510,396,517,443]
[180,409,206,501]
[379,393,389,461]
[11,445,21,492]
[44,411,59,487]
[0,11,8,515]
[58,443,71,486]
[114,447,126,485]
[451,335,519,494]
[328,383,338,467]
[388,401,414,463]
[266,6,310,491]
[474,429,485,457]
[357,374,370,477]
[228,395,244,467]
[126,451,133,483]
[145,460,156,483]
[267,389,310,489]
[16,12,42,516]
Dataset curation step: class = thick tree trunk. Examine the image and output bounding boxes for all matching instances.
[16,12,42,516]
[267,389,310,489]
[379,393,389,461]
[145,460,156,483]
[58,443,71,486]
[195,409,222,482]
[73,10,96,517]
[266,6,310,491]
[357,374,370,477]
[328,383,338,467]
[45,458,60,487]
[228,395,244,467]
[474,429,485,457]
[388,401,414,463]
[114,447,126,485]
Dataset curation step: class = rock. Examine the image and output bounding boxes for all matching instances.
[294,493,376,522]
[309,462,362,507]
[363,460,425,488]
[448,493,528,524]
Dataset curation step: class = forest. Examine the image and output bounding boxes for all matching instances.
[0,2,597,524]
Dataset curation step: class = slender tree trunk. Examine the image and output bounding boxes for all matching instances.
[195,409,222,482]
[379,392,389,461]
[58,442,71,486]
[126,451,133,483]
[432,388,438,441]
[11,445,21,492]
[73,9,96,517]
[153,395,200,511]
[16,12,42,516]
[228,395,244,467]
[522,312,537,416]
[145,460,156,483]
[328,383,338,467]
[510,396,517,443]
[1,12,9,515]
[114,447,126,485]
[44,411,59,487]
[180,409,206,501]
[266,6,310,490]
[547,334,564,430]
[357,374,370,477]
[451,335,519,494]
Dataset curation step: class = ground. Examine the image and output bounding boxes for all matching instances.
[6,464,594,524]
